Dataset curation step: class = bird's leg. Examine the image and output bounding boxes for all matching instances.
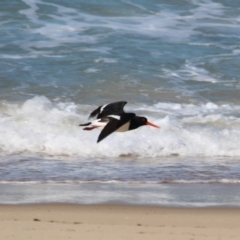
[83,126,97,131]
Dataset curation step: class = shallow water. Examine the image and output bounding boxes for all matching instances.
[1,183,240,207]
[1,0,240,104]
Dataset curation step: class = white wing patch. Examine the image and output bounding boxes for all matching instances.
[88,118,109,129]
[100,104,108,113]
[108,115,121,120]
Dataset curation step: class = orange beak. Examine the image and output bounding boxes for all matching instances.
[146,121,161,128]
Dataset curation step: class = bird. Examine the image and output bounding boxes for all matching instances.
[79,101,160,143]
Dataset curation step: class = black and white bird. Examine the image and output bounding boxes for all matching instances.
[79,101,160,143]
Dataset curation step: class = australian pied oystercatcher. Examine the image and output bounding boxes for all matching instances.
[79,101,160,143]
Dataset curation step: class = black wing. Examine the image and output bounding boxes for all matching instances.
[88,101,127,119]
[97,113,135,143]
[88,106,102,119]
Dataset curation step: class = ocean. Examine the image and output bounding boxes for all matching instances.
[0,0,240,206]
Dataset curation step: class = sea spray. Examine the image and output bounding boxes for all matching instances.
[0,96,240,158]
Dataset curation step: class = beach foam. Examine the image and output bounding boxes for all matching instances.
[0,96,240,158]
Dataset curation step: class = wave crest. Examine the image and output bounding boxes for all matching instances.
[0,96,240,158]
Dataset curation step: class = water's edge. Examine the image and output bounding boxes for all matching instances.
[1,183,240,207]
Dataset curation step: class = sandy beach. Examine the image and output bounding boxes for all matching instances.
[1,204,240,240]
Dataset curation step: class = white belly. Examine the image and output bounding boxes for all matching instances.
[116,122,130,132]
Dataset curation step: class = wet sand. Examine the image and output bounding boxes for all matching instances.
[1,204,240,240]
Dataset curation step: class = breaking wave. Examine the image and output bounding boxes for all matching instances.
[0,96,240,158]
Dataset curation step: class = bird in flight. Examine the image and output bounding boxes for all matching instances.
[79,101,160,143]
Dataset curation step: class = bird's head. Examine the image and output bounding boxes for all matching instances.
[137,117,160,128]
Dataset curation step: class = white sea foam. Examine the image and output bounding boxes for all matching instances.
[179,62,218,83]
[84,68,99,73]
[0,96,240,158]
[94,58,117,63]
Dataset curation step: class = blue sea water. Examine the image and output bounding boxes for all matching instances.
[0,0,240,206]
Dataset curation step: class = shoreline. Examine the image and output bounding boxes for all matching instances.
[1,202,240,209]
[1,182,240,207]
[1,203,240,240]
